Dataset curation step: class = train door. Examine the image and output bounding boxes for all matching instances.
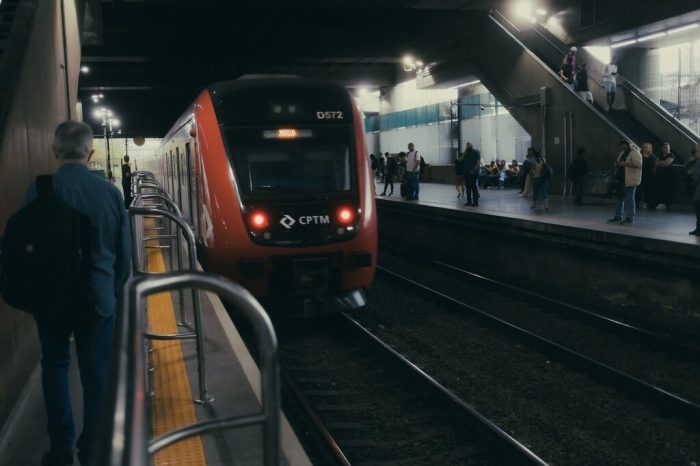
[175,146,183,211]
[193,141,202,238]
[165,151,173,196]
[169,150,176,200]
[185,142,195,227]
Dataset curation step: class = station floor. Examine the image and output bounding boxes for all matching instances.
[0,250,311,466]
[376,182,700,246]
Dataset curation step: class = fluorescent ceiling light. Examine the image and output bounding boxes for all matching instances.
[637,32,666,42]
[584,46,611,64]
[611,39,637,49]
[667,23,699,35]
[449,79,481,89]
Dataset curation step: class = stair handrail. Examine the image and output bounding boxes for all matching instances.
[516,13,700,146]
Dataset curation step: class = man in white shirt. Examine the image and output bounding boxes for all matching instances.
[406,142,421,200]
[602,60,618,112]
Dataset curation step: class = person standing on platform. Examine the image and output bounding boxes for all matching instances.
[454,149,466,198]
[568,147,588,205]
[687,143,700,235]
[463,141,481,207]
[121,155,132,209]
[520,148,536,198]
[530,150,550,212]
[608,140,642,224]
[17,121,131,466]
[602,59,618,112]
[377,153,385,182]
[380,153,398,196]
[406,143,421,200]
[649,142,675,210]
[637,142,657,208]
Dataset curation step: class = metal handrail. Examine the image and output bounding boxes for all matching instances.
[134,273,280,466]
[128,206,210,403]
[621,80,700,143]
[97,272,281,466]
[132,193,182,217]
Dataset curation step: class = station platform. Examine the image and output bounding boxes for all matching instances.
[0,234,311,465]
[376,182,700,265]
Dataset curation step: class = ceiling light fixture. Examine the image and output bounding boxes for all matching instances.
[611,39,637,49]
[80,65,89,73]
[449,79,482,90]
[667,23,699,35]
[637,31,667,42]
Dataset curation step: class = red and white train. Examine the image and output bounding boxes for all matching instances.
[147,78,377,311]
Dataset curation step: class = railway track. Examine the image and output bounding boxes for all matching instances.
[432,259,700,362]
[374,258,700,427]
[277,314,548,466]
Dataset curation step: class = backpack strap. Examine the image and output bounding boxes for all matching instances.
[36,175,54,198]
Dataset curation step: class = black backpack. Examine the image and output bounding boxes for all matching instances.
[419,155,426,175]
[0,176,92,316]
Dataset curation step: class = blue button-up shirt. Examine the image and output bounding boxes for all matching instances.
[22,163,131,317]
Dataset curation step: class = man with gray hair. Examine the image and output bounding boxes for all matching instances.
[19,120,131,466]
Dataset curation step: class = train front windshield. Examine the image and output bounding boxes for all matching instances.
[225,126,356,196]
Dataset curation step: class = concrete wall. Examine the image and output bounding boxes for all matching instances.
[0,0,83,428]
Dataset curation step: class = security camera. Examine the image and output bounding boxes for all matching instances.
[480,106,485,111]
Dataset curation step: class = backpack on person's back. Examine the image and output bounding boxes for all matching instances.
[0,176,93,316]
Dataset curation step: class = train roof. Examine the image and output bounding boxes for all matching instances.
[208,78,355,126]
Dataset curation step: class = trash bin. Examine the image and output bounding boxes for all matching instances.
[585,170,613,196]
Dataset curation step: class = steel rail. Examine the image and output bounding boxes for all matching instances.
[337,313,550,466]
[281,370,352,466]
[376,266,700,426]
[433,260,700,362]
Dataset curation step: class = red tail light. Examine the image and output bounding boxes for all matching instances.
[336,207,355,225]
[249,211,269,230]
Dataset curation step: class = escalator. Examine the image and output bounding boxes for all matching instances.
[514,13,698,157]
[463,11,697,199]
[463,12,631,191]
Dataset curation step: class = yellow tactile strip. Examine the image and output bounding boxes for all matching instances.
[146,246,207,466]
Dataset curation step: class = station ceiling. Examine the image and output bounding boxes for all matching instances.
[80,0,499,137]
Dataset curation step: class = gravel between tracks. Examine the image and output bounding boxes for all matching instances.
[380,253,700,405]
[349,275,700,466]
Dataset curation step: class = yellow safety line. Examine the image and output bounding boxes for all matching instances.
[146,246,207,466]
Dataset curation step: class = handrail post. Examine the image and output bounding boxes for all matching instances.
[128,206,212,404]
[132,272,280,466]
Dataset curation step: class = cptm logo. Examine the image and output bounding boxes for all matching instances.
[280,214,296,229]
[279,214,331,229]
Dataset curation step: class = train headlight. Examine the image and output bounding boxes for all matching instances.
[336,207,355,225]
[249,211,269,230]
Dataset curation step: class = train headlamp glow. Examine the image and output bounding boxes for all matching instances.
[336,207,355,225]
[262,129,313,139]
[249,211,269,230]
